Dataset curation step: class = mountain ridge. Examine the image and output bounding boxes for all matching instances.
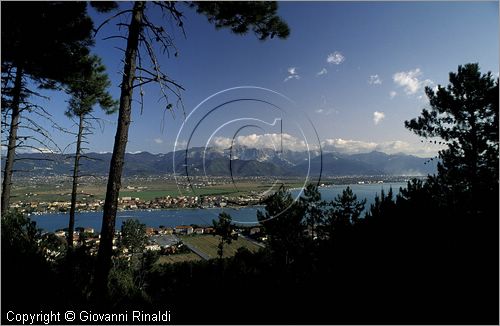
[7,147,437,177]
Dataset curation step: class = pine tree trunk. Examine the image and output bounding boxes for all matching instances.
[1,66,23,215]
[468,108,479,214]
[67,113,84,252]
[94,1,145,295]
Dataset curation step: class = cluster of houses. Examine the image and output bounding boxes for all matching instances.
[46,223,266,257]
[144,195,203,209]
[142,226,215,254]
[12,200,103,214]
[47,224,220,259]
[145,225,215,236]
[14,192,260,214]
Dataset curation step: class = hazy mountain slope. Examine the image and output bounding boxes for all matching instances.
[6,147,437,177]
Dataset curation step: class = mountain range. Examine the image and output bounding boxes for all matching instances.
[7,146,437,177]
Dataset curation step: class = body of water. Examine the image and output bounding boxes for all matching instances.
[32,182,406,232]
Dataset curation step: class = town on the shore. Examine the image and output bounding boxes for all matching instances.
[45,220,265,262]
[15,193,263,215]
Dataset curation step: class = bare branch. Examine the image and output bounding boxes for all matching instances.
[101,35,129,42]
[136,50,145,115]
[14,157,54,162]
[94,9,133,36]
[22,87,50,100]
[114,46,126,54]
[131,78,156,90]
[80,155,102,161]
[12,144,55,154]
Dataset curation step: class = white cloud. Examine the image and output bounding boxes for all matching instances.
[393,68,422,94]
[321,138,442,157]
[284,76,299,82]
[322,138,378,154]
[393,68,434,95]
[374,140,444,157]
[368,74,382,85]
[284,66,300,82]
[213,133,310,152]
[373,111,385,125]
[327,51,345,65]
[211,134,442,157]
[13,146,56,154]
[25,147,53,154]
[316,68,328,76]
[422,79,434,89]
[315,108,337,115]
[213,137,232,149]
[389,91,397,99]
[174,140,188,150]
[40,148,53,153]
[153,138,163,144]
[416,82,436,101]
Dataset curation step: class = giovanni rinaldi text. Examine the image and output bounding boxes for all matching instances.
[6,310,172,324]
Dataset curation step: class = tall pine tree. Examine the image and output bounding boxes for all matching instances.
[93,1,291,294]
[64,55,117,254]
[1,2,94,214]
[405,63,499,214]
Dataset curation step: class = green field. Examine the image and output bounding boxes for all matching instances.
[156,252,203,265]
[12,177,305,203]
[154,235,262,265]
[180,234,261,259]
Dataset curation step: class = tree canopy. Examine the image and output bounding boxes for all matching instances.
[329,186,366,227]
[405,63,499,210]
[1,1,95,214]
[212,212,237,259]
[65,54,117,253]
[65,55,118,118]
[94,0,291,292]
[120,219,147,254]
[192,2,290,40]
[1,1,94,84]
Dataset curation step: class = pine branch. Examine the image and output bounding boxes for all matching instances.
[94,9,134,36]
[101,35,129,42]
[14,157,54,162]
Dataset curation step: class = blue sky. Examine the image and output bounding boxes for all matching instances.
[18,1,499,157]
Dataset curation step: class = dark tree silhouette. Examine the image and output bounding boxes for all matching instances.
[192,2,290,40]
[94,2,148,295]
[402,64,499,323]
[120,219,147,254]
[299,183,324,241]
[64,55,118,254]
[94,1,291,293]
[366,187,395,220]
[1,2,94,214]
[405,63,499,213]
[327,186,366,230]
[212,212,237,259]
[258,185,306,267]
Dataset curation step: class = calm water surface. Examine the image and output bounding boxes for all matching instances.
[32,182,406,232]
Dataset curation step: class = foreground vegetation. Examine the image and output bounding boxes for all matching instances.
[180,234,260,259]
[3,172,498,323]
[155,252,202,265]
[1,1,498,321]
